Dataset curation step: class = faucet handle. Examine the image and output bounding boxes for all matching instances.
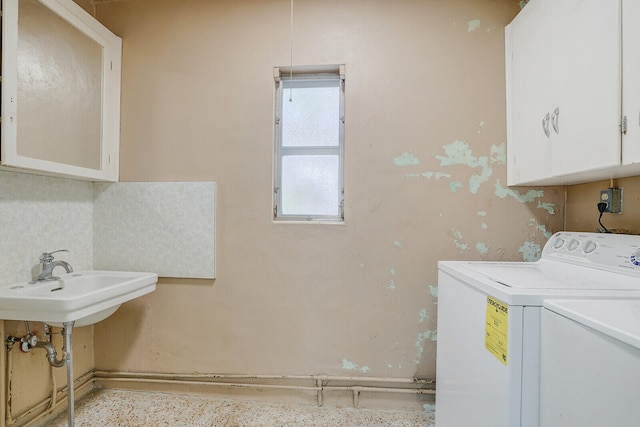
[40,249,68,262]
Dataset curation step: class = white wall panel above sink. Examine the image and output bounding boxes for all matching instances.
[93,182,216,279]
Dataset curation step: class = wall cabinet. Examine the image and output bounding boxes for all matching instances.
[1,0,122,181]
[506,0,640,186]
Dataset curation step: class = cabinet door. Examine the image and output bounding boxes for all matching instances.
[550,0,621,177]
[622,0,640,164]
[506,0,553,185]
[1,0,121,181]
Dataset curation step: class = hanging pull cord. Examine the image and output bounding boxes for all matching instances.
[289,0,294,102]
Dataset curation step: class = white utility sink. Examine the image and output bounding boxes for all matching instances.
[0,271,157,327]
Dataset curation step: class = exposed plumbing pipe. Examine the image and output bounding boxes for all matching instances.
[0,321,6,427]
[94,371,434,384]
[33,341,65,369]
[5,342,14,426]
[9,372,93,427]
[93,371,436,409]
[5,324,69,426]
[45,325,59,411]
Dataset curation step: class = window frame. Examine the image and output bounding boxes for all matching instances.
[273,65,345,222]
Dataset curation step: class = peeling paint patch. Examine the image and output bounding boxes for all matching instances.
[428,285,438,298]
[495,180,544,203]
[481,223,488,229]
[469,159,492,194]
[436,140,479,168]
[436,140,500,194]
[449,181,463,193]
[342,358,371,373]
[467,19,481,32]
[452,229,468,252]
[537,201,555,215]
[476,242,489,255]
[393,240,403,249]
[530,219,553,238]
[394,152,420,166]
[491,143,506,165]
[405,171,452,180]
[477,210,487,217]
[519,240,542,262]
[419,309,427,323]
[414,330,437,363]
[386,267,397,290]
[477,121,485,135]
[423,404,436,413]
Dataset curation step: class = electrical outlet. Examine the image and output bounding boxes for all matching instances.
[600,188,622,213]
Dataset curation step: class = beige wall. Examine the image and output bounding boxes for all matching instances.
[89,0,564,386]
[566,176,640,234]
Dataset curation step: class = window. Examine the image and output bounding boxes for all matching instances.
[273,65,345,221]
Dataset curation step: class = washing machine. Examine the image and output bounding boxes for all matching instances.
[540,298,640,427]
[435,231,640,427]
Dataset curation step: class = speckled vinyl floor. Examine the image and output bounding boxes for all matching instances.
[44,389,435,427]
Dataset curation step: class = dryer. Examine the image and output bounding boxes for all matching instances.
[540,298,640,427]
[435,231,640,427]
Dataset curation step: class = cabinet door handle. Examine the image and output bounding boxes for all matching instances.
[542,112,551,137]
[551,107,560,134]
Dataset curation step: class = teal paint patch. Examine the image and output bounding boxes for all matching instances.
[423,404,436,413]
[490,143,506,165]
[428,285,438,298]
[469,157,492,194]
[537,201,555,215]
[452,229,468,252]
[393,240,403,248]
[477,121,485,135]
[342,358,371,373]
[519,240,542,262]
[405,171,452,180]
[476,242,489,255]
[477,211,487,217]
[394,152,420,166]
[530,219,553,238]
[481,223,488,229]
[467,19,481,32]
[436,140,505,194]
[436,140,479,167]
[449,181,463,193]
[386,267,397,290]
[495,180,544,203]
[419,309,427,323]
[414,330,437,363]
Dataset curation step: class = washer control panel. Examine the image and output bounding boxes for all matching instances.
[543,232,640,273]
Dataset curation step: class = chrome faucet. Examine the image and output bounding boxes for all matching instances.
[36,249,73,282]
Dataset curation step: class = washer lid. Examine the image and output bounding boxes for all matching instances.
[544,299,640,350]
[464,262,640,290]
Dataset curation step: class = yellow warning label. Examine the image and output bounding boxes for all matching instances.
[485,296,508,365]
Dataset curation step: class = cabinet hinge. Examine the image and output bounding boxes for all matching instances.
[273,187,279,218]
[621,116,628,135]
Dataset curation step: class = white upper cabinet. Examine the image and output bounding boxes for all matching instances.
[622,0,640,164]
[1,0,122,181]
[506,0,640,186]
[506,0,553,184]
